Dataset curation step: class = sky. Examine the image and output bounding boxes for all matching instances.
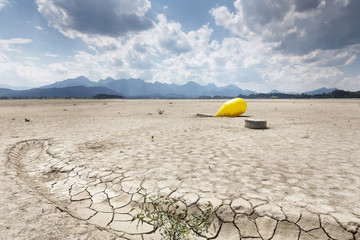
[0,0,360,92]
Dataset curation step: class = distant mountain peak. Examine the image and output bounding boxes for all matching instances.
[184,81,200,86]
[74,75,88,80]
[304,87,338,95]
[98,77,115,85]
[41,76,95,89]
[269,89,281,94]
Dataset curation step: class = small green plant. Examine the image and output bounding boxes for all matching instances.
[157,109,165,115]
[24,118,30,122]
[132,189,214,240]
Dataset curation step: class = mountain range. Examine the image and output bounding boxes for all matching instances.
[0,76,340,98]
[1,76,256,98]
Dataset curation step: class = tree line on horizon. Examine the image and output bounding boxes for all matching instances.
[199,89,360,99]
[237,89,360,99]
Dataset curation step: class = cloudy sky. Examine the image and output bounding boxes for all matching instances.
[1,0,360,92]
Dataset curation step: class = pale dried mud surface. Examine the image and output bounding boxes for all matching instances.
[0,99,359,239]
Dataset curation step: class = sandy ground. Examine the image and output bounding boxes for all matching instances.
[0,99,359,239]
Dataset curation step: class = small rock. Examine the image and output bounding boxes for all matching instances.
[245,119,267,129]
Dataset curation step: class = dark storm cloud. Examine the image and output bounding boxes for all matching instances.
[278,0,360,54]
[229,0,360,55]
[42,0,153,37]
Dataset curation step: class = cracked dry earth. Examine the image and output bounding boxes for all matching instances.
[1,99,360,240]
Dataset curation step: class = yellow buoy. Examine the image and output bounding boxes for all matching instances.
[214,98,247,117]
